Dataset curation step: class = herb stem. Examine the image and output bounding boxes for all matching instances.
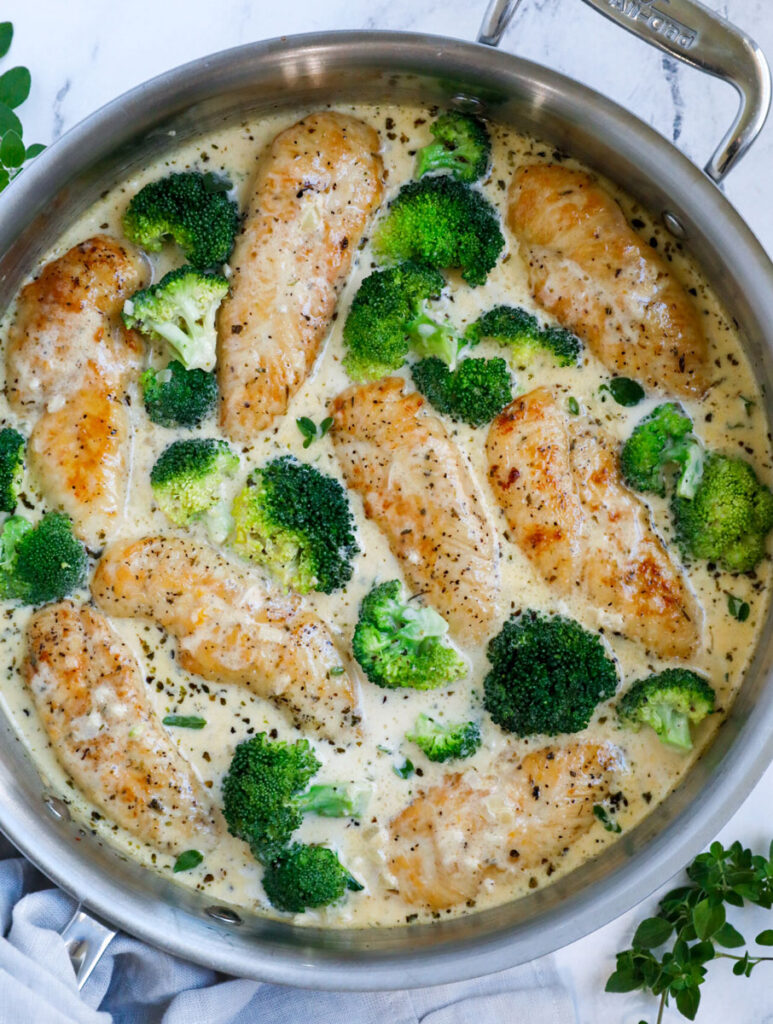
[656,991,666,1024]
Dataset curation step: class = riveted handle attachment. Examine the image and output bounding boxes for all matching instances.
[477,0,771,184]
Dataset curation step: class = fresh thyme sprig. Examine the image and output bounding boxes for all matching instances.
[606,839,773,1022]
[0,22,44,192]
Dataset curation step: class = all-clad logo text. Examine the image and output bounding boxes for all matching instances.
[605,0,698,49]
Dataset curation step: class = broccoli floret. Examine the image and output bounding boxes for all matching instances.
[411,356,512,427]
[672,453,773,573]
[618,668,715,751]
[620,403,703,498]
[262,842,363,914]
[140,360,218,428]
[221,733,321,863]
[0,428,25,512]
[352,580,466,690]
[123,266,228,372]
[230,455,358,594]
[150,438,238,531]
[415,111,491,183]
[122,171,239,270]
[342,262,453,381]
[406,713,481,762]
[222,735,364,912]
[0,513,87,605]
[483,610,618,736]
[373,176,505,287]
[466,305,581,367]
[295,784,369,818]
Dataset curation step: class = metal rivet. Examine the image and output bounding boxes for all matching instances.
[205,906,242,925]
[44,796,71,822]
[451,94,484,113]
[663,210,687,239]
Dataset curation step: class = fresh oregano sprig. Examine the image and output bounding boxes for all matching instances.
[0,22,45,192]
[606,839,773,1022]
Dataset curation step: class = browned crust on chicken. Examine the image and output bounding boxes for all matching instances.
[508,164,708,397]
[486,388,700,658]
[91,535,359,741]
[24,601,218,855]
[218,112,384,440]
[329,377,499,642]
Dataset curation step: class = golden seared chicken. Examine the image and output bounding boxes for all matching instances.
[486,388,700,658]
[329,378,499,642]
[388,742,620,910]
[24,602,218,855]
[218,112,383,440]
[6,235,148,545]
[508,165,708,398]
[91,536,358,740]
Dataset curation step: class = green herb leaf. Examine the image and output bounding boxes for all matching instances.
[393,759,414,779]
[602,377,645,407]
[296,416,317,448]
[0,66,30,109]
[0,101,21,136]
[25,142,45,159]
[329,665,345,676]
[632,916,673,949]
[715,921,745,948]
[727,594,750,622]
[567,396,580,415]
[742,395,756,416]
[0,23,13,60]
[593,804,622,833]
[756,929,773,945]
[693,898,725,939]
[173,849,203,873]
[675,986,700,1020]
[162,714,206,729]
[319,416,334,439]
[0,167,9,191]
[0,128,25,167]
[604,969,641,993]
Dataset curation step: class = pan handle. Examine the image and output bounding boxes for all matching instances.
[59,904,116,989]
[477,0,771,184]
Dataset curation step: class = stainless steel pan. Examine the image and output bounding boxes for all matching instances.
[0,0,772,991]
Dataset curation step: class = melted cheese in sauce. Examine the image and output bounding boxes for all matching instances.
[0,103,770,929]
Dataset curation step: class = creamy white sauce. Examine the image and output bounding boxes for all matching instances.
[0,103,769,929]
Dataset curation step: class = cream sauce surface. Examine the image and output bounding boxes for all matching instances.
[0,102,770,929]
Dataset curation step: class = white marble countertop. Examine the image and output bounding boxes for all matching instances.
[6,1,773,1020]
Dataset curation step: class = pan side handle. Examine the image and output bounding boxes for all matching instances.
[60,904,116,989]
[477,0,771,185]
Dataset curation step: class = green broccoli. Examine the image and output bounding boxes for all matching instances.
[0,513,87,605]
[483,610,618,736]
[122,171,239,270]
[466,305,581,366]
[222,734,364,913]
[373,176,505,287]
[415,111,491,183]
[352,580,466,690]
[411,356,512,427]
[140,360,218,428]
[618,668,715,751]
[620,403,704,498]
[123,267,228,372]
[406,713,481,762]
[261,842,363,914]
[221,733,321,863]
[0,428,25,513]
[229,455,358,594]
[672,453,773,573]
[342,262,456,381]
[150,438,238,535]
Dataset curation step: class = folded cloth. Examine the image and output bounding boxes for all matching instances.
[0,835,574,1024]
